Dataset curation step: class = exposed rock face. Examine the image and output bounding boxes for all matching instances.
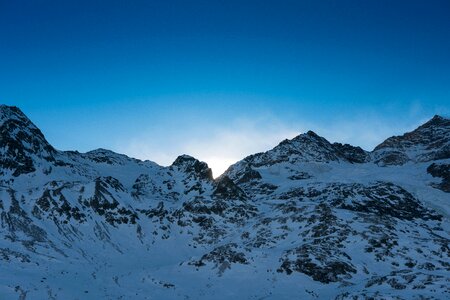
[85,148,142,165]
[375,115,449,151]
[427,162,450,192]
[373,115,450,165]
[0,105,449,300]
[239,130,346,167]
[0,105,56,176]
[212,176,247,200]
[332,142,370,163]
[171,154,214,181]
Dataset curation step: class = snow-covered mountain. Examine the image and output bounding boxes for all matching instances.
[0,104,449,299]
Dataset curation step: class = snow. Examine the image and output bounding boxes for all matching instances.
[1,106,449,299]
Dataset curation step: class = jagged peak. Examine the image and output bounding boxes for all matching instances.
[374,114,450,151]
[280,130,335,152]
[86,148,122,156]
[0,105,33,126]
[235,129,342,169]
[0,104,22,114]
[171,154,205,168]
[418,114,449,129]
[431,114,447,121]
[0,105,56,176]
[172,154,198,165]
[278,130,330,147]
[306,130,320,137]
[0,104,52,147]
[0,105,50,147]
[171,154,213,180]
[84,148,149,166]
[294,130,323,140]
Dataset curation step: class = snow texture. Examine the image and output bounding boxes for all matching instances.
[0,105,449,299]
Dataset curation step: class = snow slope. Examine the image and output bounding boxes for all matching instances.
[0,105,449,299]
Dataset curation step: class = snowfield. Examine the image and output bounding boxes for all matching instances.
[0,105,449,299]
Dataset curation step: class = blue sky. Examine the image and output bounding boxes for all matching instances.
[1,0,449,175]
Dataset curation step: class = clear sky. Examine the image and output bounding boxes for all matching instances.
[1,0,449,176]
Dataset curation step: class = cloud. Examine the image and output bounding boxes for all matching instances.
[181,118,302,176]
[311,109,430,152]
[116,113,427,177]
[118,116,301,177]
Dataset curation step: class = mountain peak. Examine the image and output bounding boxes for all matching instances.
[172,154,197,165]
[1,106,449,299]
[419,114,449,128]
[373,114,450,165]
[85,148,143,165]
[0,105,56,176]
[0,105,51,143]
[86,148,124,158]
[306,130,319,137]
[431,114,447,121]
[0,105,29,125]
[291,130,334,148]
[278,130,327,148]
[375,115,450,150]
[0,104,20,112]
[171,155,213,181]
[238,130,344,168]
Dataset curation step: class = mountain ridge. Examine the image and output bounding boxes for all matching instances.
[1,105,448,176]
[0,105,449,300]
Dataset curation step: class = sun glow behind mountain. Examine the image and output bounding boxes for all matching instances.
[1,0,450,298]
[203,156,236,178]
[2,1,449,166]
[1,104,449,299]
[115,113,427,178]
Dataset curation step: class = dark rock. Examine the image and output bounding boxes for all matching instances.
[213,176,247,200]
[171,155,213,181]
[0,106,56,176]
[190,243,248,276]
[333,142,370,163]
[374,151,410,166]
[374,115,450,164]
[427,163,450,192]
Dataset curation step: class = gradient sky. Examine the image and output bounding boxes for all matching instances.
[1,0,449,176]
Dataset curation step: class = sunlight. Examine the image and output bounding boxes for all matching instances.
[204,156,237,178]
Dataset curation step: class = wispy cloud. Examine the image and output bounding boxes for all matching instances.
[181,118,301,176]
[311,115,419,151]
[116,112,429,177]
[117,116,300,177]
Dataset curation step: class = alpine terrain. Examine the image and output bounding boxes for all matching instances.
[0,104,449,299]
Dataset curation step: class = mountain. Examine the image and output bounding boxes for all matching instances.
[0,105,449,300]
[372,115,450,166]
[0,105,56,177]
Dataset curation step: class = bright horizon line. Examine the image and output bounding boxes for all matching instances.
[27,111,444,178]
[3,104,446,178]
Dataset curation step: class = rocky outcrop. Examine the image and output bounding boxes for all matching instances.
[373,115,450,165]
[0,105,56,176]
[0,105,449,300]
[171,155,214,181]
[427,162,450,192]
